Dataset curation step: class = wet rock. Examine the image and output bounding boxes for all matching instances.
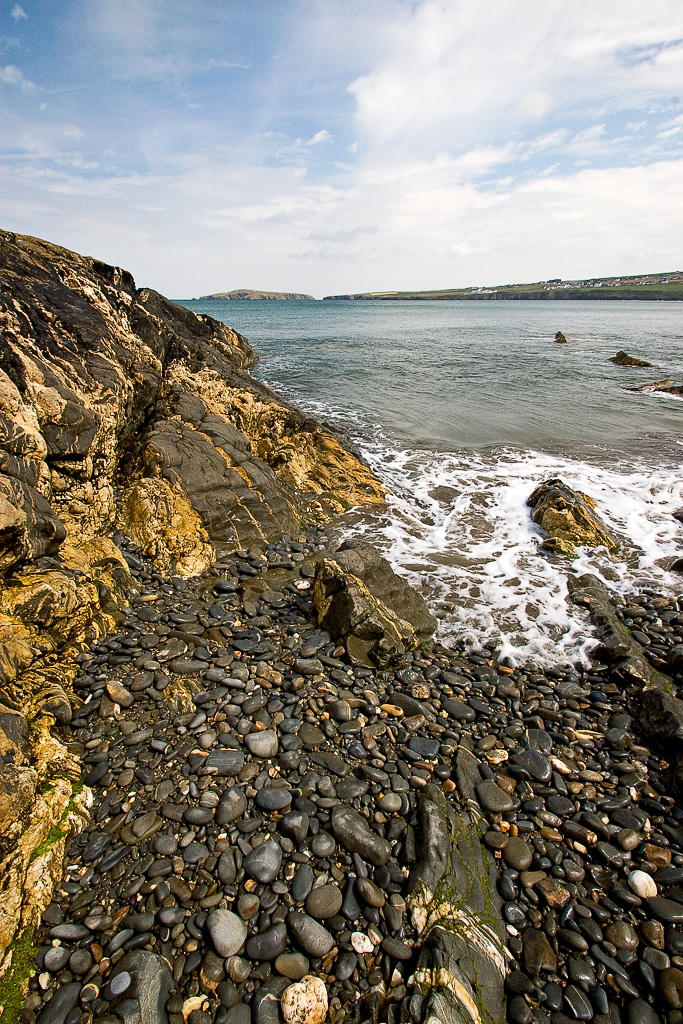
[475,779,518,813]
[523,927,557,975]
[528,479,618,557]
[244,841,283,884]
[403,782,506,1024]
[286,912,335,958]
[610,351,653,367]
[111,951,172,1024]
[331,804,391,865]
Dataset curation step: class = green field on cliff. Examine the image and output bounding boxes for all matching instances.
[323,272,683,301]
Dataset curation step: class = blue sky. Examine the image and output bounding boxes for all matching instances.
[2,0,683,296]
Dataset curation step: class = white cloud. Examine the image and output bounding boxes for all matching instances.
[2,141,682,296]
[0,63,35,90]
[2,0,683,297]
[11,5,27,21]
[347,0,683,155]
[305,129,332,146]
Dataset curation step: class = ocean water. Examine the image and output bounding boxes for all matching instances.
[179,298,682,666]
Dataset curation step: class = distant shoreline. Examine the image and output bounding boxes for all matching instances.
[323,271,683,302]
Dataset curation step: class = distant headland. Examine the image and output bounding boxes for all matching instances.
[323,270,683,301]
[199,288,315,300]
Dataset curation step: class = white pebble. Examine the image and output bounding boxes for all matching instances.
[627,869,657,898]
[281,976,328,1024]
[351,931,374,954]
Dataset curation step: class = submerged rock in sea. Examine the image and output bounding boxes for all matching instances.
[554,330,568,343]
[313,539,437,666]
[627,378,683,396]
[528,478,619,557]
[610,349,654,367]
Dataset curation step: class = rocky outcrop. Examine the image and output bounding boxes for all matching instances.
[627,379,683,396]
[569,573,683,793]
[528,479,619,557]
[610,350,653,367]
[554,331,567,343]
[568,574,671,690]
[313,540,437,666]
[402,767,507,1024]
[0,229,385,986]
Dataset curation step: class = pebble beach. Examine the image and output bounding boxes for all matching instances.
[23,526,683,1024]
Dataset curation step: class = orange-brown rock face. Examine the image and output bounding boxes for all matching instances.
[0,228,384,983]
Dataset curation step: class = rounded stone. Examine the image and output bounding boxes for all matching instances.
[244,840,282,884]
[627,999,660,1024]
[281,976,328,1024]
[43,947,71,972]
[355,878,386,909]
[246,923,288,961]
[351,931,374,954]
[502,837,533,871]
[256,788,292,812]
[216,787,248,826]
[377,792,402,813]
[103,970,132,1000]
[628,870,657,898]
[68,949,93,975]
[605,921,639,951]
[475,780,517,813]
[286,913,334,958]
[245,730,278,758]
[275,953,310,981]
[207,910,248,957]
[305,885,343,920]
[660,967,683,1009]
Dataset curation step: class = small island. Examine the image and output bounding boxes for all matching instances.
[199,288,315,300]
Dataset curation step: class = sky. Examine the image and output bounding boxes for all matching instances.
[1,1,683,297]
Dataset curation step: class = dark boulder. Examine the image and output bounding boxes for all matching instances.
[610,350,653,367]
[313,540,437,666]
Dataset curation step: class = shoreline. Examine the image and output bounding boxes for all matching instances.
[1,228,682,1024]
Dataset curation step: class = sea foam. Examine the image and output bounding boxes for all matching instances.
[342,437,682,666]
[258,379,681,668]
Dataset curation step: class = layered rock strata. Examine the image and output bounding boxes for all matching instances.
[0,229,384,987]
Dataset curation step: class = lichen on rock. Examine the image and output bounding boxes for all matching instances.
[528,478,619,557]
[0,226,387,984]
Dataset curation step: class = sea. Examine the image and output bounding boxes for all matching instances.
[179,298,682,668]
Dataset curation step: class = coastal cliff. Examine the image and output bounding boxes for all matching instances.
[0,229,383,983]
[2,230,681,1024]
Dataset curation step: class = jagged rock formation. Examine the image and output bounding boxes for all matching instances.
[313,540,437,667]
[553,331,567,343]
[527,479,619,558]
[0,229,384,983]
[610,350,653,367]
